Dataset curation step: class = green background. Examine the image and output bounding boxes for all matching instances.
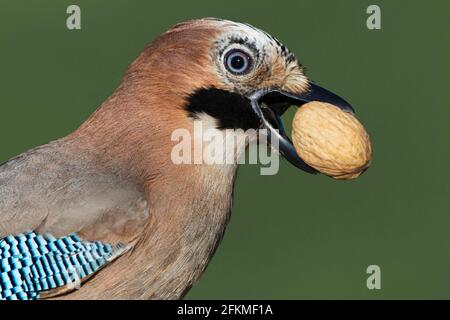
[1,0,449,299]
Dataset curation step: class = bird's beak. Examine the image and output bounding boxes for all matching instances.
[249,83,355,174]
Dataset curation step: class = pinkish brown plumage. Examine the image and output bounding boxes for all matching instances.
[0,18,353,300]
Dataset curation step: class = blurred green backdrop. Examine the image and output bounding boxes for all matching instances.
[1,0,449,299]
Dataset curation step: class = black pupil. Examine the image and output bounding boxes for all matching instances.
[231,55,245,70]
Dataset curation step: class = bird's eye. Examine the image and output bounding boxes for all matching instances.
[224,49,252,75]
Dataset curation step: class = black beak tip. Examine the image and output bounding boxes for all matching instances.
[305,82,355,114]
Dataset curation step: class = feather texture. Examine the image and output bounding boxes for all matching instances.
[0,232,126,300]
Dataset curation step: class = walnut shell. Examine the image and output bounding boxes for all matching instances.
[291,101,372,180]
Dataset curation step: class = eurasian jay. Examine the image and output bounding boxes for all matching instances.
[0,18,353,300]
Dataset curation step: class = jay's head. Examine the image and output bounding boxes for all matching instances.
[118,18,354,173]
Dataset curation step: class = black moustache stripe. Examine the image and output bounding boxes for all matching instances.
[184,87,261,130]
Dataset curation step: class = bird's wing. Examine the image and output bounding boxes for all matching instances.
[0,141,147,300]
[0,139,148,240]
[0,231,128,300]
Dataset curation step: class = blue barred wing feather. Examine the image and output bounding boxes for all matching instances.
[0,232,126,300]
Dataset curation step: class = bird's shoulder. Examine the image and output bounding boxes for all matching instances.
[0,139,149,242]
